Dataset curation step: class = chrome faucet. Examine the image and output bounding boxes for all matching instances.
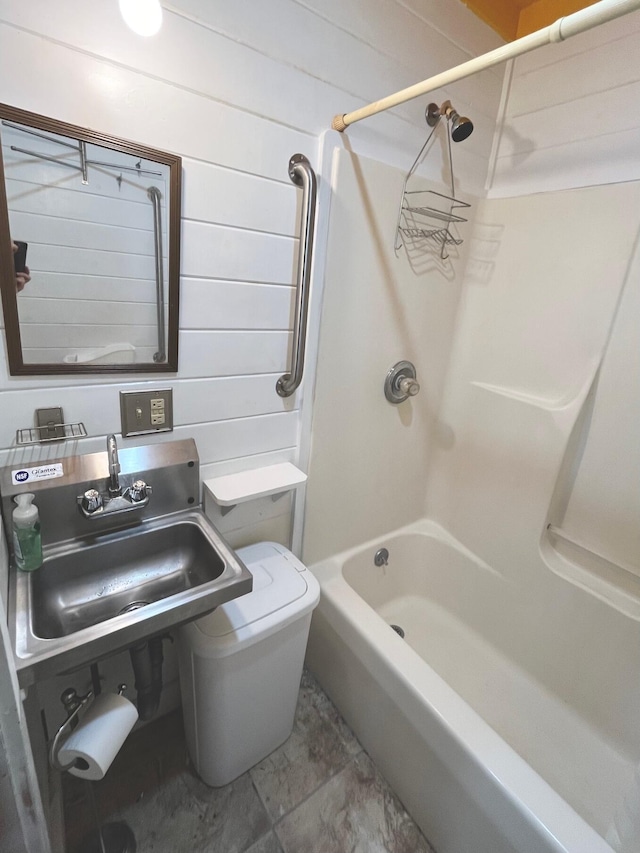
[107,434,122,497]
[77,434,152,519]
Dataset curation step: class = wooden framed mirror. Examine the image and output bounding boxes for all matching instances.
[0,104,181,375]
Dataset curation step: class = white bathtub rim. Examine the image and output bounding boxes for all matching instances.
[310,521,614,853]
[316,516,503,579]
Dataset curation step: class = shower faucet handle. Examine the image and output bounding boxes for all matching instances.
[398,376,420,397]
[384,361,420,404]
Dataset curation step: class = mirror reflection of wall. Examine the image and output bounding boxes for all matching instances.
[3,120,170,365]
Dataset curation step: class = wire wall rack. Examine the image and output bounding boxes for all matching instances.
[16,422,87,447]
[395,114,470,260]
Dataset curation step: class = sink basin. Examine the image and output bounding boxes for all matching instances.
[32,520,227,639]
[11,510,252,685]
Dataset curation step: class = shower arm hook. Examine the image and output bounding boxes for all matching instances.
[426,100,468,259]
[393,115,441,253]
[440,121,456,259]
[394,101,469,259]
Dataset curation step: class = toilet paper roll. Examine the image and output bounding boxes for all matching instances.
[58,692,138,780]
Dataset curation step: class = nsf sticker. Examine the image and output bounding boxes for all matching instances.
[11,463,64,486]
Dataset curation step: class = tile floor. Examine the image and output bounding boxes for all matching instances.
[63,670,435,853]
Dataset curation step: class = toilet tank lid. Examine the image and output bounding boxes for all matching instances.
[188,542,320,644]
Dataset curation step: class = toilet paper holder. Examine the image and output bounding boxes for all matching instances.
[49,683,126,773]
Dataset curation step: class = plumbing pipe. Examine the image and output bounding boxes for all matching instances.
[129,636,164,721]
[331,0,640,131]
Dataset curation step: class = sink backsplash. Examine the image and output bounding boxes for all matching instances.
[0,439,201,557]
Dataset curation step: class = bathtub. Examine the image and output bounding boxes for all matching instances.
[305,519,630,853]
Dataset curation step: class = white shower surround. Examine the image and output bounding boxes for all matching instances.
[303,136,640,850]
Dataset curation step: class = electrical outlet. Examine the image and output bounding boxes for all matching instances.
[120,389,173,437]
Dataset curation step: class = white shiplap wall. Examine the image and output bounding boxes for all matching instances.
[0,0,502,546]
[0,3,312,549]
[490,9,640,197]
[0,1,501,739]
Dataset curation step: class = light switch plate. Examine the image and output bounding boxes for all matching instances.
[120,389,173,437]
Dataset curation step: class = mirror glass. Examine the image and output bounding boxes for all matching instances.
[0,104,181,374]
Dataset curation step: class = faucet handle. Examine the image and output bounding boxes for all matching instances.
[78,489,103,514]
[384,360,420,404]
[129,480,151,503]
[397,376,420,397]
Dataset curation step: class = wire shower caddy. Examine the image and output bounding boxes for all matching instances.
[395,105,470,260]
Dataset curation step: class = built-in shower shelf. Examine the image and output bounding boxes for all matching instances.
[204,463,307,513]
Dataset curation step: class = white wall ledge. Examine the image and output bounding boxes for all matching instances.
[203,462,306,509]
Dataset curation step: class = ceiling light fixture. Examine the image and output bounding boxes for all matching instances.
[118,0,163,37]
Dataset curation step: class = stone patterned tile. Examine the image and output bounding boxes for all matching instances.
[65,710,189,851]
[244,831,284,853]
[66,673,432,853]
[111,768,270,853]
[250,669,362,820]
[275,751,434,853]
[301,669,362,758]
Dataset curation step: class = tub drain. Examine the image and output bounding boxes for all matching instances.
[119,601,149,615]
[390,624,405,639]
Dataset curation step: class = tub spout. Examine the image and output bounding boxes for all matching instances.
[374,548,389,567]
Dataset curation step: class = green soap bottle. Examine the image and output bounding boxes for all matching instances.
[12,493,43,572]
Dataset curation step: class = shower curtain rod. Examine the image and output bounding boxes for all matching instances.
[331,0,640,131]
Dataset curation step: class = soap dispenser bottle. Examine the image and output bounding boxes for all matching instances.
[12,493,43,571]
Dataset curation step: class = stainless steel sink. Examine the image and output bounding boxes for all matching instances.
[33,517,228,639]
[11,510,252,685]
[2,440,253,686]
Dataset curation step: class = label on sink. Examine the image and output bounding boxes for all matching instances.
[11,463,64,485]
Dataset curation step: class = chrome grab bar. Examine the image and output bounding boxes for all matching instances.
[276,154,317,397]
[148,186,166,363]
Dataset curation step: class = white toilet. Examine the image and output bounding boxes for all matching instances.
[176,541,320,787]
